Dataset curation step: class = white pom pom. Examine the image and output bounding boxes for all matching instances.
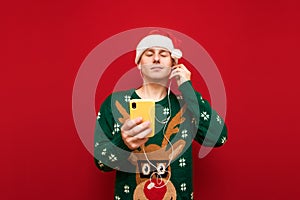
[171,49,182,59]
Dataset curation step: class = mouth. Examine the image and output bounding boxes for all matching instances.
[150,65,164,70]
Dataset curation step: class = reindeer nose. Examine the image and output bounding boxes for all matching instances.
[144,179,167,200]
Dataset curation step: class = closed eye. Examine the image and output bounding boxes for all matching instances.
[160,52,169,57]
[145,52,153,57]
[144,50,154,56]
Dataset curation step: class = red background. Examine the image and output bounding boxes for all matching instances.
[2,0,300,199]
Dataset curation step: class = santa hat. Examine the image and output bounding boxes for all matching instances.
[135,34,182,64]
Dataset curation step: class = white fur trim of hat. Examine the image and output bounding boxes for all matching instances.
[135,34,183,64]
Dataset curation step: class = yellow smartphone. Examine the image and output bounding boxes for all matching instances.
[129,99,155,137]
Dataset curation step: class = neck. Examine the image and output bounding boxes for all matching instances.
[136,83,168,101]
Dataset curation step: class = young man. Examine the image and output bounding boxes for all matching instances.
[94,31,228,199]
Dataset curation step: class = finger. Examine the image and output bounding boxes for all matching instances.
[127,121,151,137]
[134,127,152,139]
[171,65,180,70]
[121,117,143,132]
[135,137,149,148]
[169,70,176,79]
[169,68,181,79]
[173,64,190,73]
[178,64,189,73]
[169,73,178,80]
[126,137,149,150]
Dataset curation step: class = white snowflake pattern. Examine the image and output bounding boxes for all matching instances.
[201,111,210,121]
[163,107,170,115]
[98,160,104,168]
[124,185,130,193]
[191,118,197,126]
[221,137,227,144]
[101,148,107,156]
[112,123,120,135]
[179,158,186,167]
[216,115,222,124]
[177,95,183,100]
[109,154,117,162]
[181,183,187,191]
[200,96,205,104]
[114,123,120,132]
[97,111,101,119]
[94,142,99,147]
[181,129,188,139]
[115,196,121,200]
[124,95,131,102]
[191,192,194,199]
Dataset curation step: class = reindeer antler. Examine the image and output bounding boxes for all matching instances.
[161,104,187,147]
[115,100,129,124]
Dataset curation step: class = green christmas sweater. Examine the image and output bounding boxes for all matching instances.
[94,81,227,200]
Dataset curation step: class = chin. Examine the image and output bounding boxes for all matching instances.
[147,77,169,85]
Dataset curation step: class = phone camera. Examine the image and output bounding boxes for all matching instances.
[132,102,136,109]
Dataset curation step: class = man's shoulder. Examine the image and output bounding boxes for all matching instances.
[110,89,135,101]
[99,89,135,111]
[100,89,135,107]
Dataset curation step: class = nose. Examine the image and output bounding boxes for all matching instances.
[153,53,160,63]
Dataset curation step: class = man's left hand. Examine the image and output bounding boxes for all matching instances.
[169,64,191,87]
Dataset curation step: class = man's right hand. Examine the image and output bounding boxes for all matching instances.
[120,117,152,150]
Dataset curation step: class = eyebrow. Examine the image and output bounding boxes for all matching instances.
[146,49,170,53]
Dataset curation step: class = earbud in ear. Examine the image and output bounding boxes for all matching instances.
[138,64,141,70]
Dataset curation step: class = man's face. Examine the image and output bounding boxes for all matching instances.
[139,47,174,82]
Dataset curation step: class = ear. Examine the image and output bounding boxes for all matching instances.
[137,64,141,70]
[172,58,177,66]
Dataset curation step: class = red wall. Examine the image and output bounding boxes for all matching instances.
[2,0,300,199]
